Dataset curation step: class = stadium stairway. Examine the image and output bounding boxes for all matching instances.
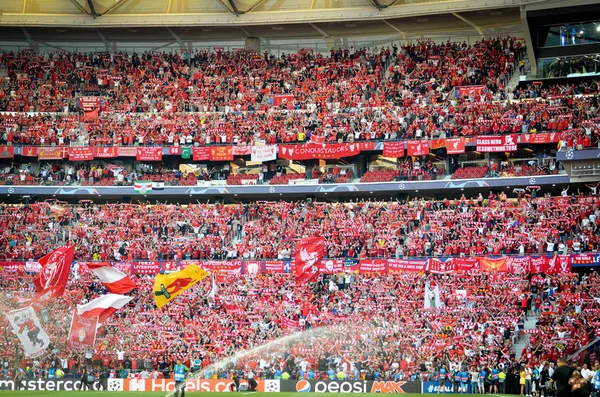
[505,54,530,92]
[514,315,539,360]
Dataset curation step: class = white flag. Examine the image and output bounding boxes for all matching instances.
[251,145,277,162]
[210,273,217,299]
[424,282,442,309]
[6,306,50,357]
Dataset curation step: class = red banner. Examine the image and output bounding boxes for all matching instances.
[428,258,455,274]
[572,253,597,265]
[480,257,508,272]
[131,261,160,275]
[295,237,324,284]
[359,259,387,274]
[544,255,572,274]
[68,310,98,351]
[83,109,98,120]
[382,142,404,158]
[273,94,294,106]
[209,146,233,161]
[79,97,99,111]
[232,146,252,156]
[168,146,181,155]
[196,260,242,275]
[264,260,286,274]
[136,147,163,161]
[38,147,64,160]
[319,259,345,274]
[507,256,531,274]
[529,256,547,274]
[388,259,427,273]
[407,140,430,156]
[93,146,118,158]
[22,146,38,157]
[193,147,210,161]
[446,138,466,154]
[476,134,518,152]
[69,147,93,161]
[430,138,446,150]
[0,262,24,274]
[243,261,262,276]
[0,146,14,159]
[453,257,480,272]
[278,142,374,160]
[520,133,559,144]
[117,146,138,157]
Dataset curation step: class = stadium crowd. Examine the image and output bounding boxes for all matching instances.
[0,194,599,262]
[0,39,598,150]
[0,260,599,395]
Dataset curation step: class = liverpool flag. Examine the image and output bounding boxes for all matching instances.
[295,236,324,284]
[68,310,98,351]
[34,246,75,302]
[6,307,50,357]
[154,263,209,308]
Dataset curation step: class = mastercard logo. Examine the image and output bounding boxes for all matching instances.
[296,380,311,392]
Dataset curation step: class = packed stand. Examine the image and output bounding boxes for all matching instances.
[0,193,598,262]
[0,265,599,391]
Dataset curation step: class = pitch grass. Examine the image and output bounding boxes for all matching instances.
[0,393,507,397]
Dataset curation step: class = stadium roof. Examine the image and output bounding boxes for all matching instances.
[0,0,589,42]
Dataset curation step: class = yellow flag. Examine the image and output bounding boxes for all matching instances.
[154,263,209,308]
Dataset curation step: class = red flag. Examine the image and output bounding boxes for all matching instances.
[446,138,466,154]
[77,294,133,324]
[382,142,404,158]
[85,262,136,294]
[34,246,74,302]
[68,310,98,351]
[407,140,430,156]
[480,257,507,272]
[295,237,324,284]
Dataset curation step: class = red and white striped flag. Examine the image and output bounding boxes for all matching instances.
[86,262,136,294]
[77,294,133,324]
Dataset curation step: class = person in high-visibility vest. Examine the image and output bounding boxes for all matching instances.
[173,359,189,397]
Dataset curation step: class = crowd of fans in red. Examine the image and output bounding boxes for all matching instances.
[0,39,598,150]
[0,261,598,385]
[0,194,599,262]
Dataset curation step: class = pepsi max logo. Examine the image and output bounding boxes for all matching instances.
[296,380,311,392]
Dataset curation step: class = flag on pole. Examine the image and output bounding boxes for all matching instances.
[34,246,75,302]
[67,310,98,351]
[210,273,217,299]
[133,180,152,194]
[5,307,50,357]
[424,281,442,309]
[295,236,324,284]
[85,262,136,294]
[154,263,209,308]
[77,294,134,324]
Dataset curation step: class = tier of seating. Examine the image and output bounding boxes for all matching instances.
[0,195,597,262]
[0,266,596,384]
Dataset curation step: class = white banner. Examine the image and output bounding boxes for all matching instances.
[6,306,50,357]
[251,145,277,162]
